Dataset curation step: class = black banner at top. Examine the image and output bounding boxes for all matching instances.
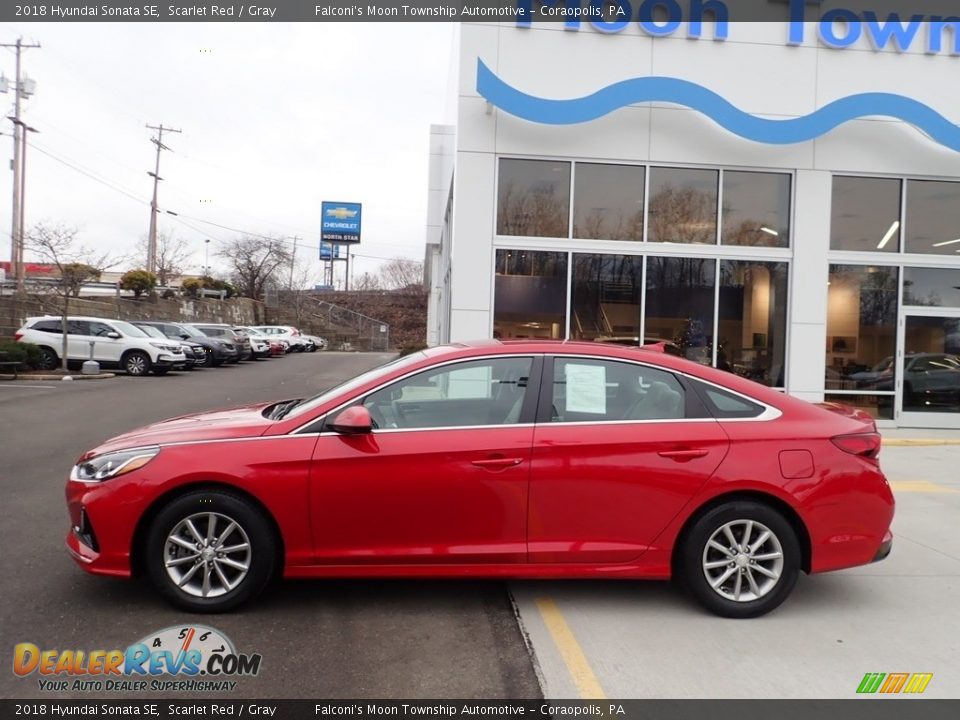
[5,1,960,23]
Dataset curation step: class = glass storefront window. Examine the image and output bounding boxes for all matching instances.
[823,393,894,421]
[903,315,960,414]
[645,257,716,365]
[717,261,789,387]
[830,176,901,253]
[825,265,899,391]
[904,267,960,307]
[721,171,791,248]
[647,167,718,245]
[572,163,645,241]
[493,250,568,340]
[904,180,960,255]
[496,159,571,238]
[570,254,644,343]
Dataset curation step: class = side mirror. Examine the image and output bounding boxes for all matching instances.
[328,406,373,435]
[107,332,122,339]
[180,334,190,340]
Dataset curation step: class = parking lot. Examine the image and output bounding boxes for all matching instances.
[2,354,957,700]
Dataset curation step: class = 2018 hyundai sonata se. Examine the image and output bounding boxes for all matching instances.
[65,340,894,617]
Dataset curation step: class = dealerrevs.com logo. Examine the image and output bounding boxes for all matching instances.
[857,672,933,694]
[13,625,261,692]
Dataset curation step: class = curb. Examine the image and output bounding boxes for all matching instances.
[0,373,116,381]
[882,438,960,447]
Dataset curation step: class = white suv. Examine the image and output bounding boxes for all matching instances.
[252,325,308,352]
[16,316,186,376]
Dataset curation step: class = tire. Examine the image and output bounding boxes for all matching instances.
[38,346,59,371]
[200,351,214,368]
[123,351,151,377]
[679,501,800,619]
[145,490,277,613]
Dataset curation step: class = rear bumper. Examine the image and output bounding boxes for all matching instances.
[872,530,893,563]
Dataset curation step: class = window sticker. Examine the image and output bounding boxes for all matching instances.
[564,363,607,414]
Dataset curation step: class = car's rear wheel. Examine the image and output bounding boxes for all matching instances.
[38,346,59,371]
[145,490,276,612]
[680,501,800,619]
[123,351,151,376]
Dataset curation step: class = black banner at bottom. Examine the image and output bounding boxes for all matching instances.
[2,700,959,720]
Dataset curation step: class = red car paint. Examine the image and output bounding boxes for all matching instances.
[66,340,894,584]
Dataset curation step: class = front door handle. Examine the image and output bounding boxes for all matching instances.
[471,457,524,469]
[658,449,709,462]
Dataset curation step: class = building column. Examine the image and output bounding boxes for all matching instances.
[787,169,831,402]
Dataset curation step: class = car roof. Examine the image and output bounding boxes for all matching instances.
[27,315,121,322]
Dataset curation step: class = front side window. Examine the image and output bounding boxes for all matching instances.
[89,322,115,337]
[497,159,571,238]
[362,357,534,430]
[550,358,685,422]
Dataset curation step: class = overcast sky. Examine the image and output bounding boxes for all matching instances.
[0,22,456,286]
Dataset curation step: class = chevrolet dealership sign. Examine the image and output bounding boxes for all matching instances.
[321,201,362,245]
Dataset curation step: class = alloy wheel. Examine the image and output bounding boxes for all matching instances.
[701,519,784,603]
[125,353,149,376]
[163,512,252,598]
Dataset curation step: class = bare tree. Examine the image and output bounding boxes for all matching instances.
[352,272,382,291]
[217,235,292,300]
[283,254,319,326]
[27,224,121,371]
[378,257,423,290]
[139,230,192,286]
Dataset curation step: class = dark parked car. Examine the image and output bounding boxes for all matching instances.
[136,321,238,367]
[192,324,253,361]
[133,323,205,370]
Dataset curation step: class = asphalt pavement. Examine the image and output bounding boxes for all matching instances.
[0,352,542,700]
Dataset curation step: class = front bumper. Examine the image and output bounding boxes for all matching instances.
[155,353,186,368]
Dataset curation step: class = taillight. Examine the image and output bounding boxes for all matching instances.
[831,432,882,460]
[14,332,23,342]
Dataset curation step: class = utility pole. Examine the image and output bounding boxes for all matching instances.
[145,123,181,274]
[1,37,41,293]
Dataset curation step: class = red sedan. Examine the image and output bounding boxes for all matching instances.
[65,340,894,617]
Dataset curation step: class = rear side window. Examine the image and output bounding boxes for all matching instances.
[691,379,766,419]
[31,320,62,333]
[550,358,687,422]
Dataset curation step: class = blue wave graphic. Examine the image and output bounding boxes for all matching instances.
[476,60,960,151]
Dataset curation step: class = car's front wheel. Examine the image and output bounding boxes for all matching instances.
[123,351,151,376]
[145,490,277,612]
[680,501,800,619]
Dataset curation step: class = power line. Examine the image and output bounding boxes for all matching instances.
[27,141,148,206]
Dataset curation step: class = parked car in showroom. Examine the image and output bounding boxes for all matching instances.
[133,322,205,370]
[16,316,186,376]
[192,324,254,361]
[135,321,238,367]
[252,325,308,352]
[64,340,893,617]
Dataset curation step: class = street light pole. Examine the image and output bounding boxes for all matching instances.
[204,238,210,276]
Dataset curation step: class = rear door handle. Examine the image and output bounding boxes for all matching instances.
[471,457,524,469]
[658,449,709,462]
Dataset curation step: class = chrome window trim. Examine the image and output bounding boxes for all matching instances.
[291,351,781,436]
[291,353,541,435]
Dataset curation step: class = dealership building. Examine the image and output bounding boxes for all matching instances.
[424,15,960,428]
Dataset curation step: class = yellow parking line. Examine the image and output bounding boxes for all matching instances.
[535,597,606,700]
[883,439,960,447]
[890,480,959,493]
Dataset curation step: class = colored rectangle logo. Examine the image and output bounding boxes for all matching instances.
[321,201,362,244]
[858,672,932,694]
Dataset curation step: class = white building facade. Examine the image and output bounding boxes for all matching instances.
[426,15,960,428]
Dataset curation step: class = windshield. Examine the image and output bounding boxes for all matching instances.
[282,352,427,421]
[178,324,205,339]
[113,320,149,338]
[137,325,166,340]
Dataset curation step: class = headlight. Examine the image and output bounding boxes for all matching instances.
[149,342,178,352]
[71,446,160,483]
